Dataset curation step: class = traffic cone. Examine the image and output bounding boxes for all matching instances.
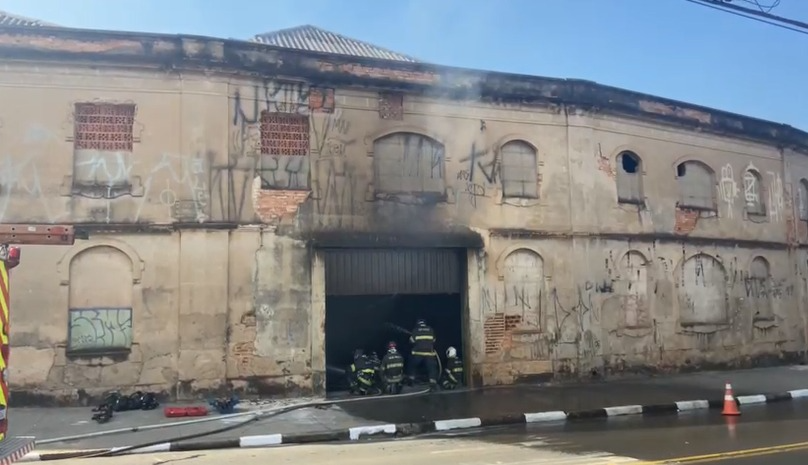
[722,383,741,416]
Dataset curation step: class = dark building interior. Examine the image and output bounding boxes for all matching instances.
[321,248,466,392]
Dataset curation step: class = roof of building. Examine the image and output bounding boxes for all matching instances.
[0,10,57,27]
[0,21,804,151]
[252,25,420,63]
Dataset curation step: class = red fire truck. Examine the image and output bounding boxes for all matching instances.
[0,225,78,463]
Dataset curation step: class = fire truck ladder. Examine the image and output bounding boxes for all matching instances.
[0,225,78,464]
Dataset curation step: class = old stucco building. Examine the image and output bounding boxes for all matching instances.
[1,14,808,404]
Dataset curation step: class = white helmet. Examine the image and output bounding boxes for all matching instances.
[446,346,457,358]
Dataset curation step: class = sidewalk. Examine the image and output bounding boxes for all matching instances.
[13,365,808,452]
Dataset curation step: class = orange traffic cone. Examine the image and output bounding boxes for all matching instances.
[722,383,741,416]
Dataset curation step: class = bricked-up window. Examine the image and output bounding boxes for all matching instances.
[500,141,538,199]
[743,169,765,216]
[798,179,808,221]
[374,132,445,194]
[74,103,136,151]
[676,161,715,210]
[259,112,310,190]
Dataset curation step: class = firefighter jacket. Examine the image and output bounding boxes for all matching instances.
[380,351,405,383]
[410,324,436,356]
[350,355,376,386]
[443,357,464,386]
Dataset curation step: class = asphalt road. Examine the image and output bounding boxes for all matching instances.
[419,398,808,463]
[46,398,808,464]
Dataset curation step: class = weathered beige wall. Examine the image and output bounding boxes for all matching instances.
[1,60,804,401]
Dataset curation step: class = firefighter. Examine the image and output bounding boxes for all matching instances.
[407,318,439,390]
[348,349,376,395]
[441,346,464,390]
[380,341,405,394]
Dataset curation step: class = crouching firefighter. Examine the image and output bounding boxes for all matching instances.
[441,346,464,390]
[348,349,377,395]
[380,341,405,394]
[407,318,439,391]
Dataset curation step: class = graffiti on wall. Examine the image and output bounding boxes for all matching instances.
[456,170,487,208]
[719,164,738,219]
[68,307,133,352]
[767,171,784,222]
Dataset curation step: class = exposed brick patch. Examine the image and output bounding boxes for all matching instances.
[252,180,310,223]
[639,100,711,125]
[484,313,522,355]
[597,152,615,178]
[674,207,699,235]
[309,87,335,113]
[378,92,404,120]
[318,61,439,84]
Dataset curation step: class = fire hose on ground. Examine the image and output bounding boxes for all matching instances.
[42,321,444,457]
[61,386,434,459]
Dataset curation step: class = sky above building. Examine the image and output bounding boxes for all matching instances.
[1,0,805,130]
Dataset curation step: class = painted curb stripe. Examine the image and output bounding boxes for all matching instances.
[737,394,767,405]
[20,387,808,460]
[605,405,643,416]
[348,424,396,440]
[676,400,710,411]
[524,411,567,423]
[434,418,482,431]
[239,434,282,448]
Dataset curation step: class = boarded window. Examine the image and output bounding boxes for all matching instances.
[67,246,134,353]
[743,169,765,215]
[374,132,445,194]
[619,251,650,329]
[502,249,544,328]
[799,179,808,221]
[500,141,538,199]
[259,112,310,190]
[616,151,643,204]
[678,254,727,325]
[748,256,774,322]
[72,103,136,187]
[676,161,715,210]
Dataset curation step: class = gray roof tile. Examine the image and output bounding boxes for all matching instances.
[0,10,57,27]
[252,25,419,63]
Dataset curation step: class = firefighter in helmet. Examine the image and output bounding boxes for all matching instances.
[407,318,439,390]
[348,349,376,395]
[441,346,464,390]
[380,341,405,394]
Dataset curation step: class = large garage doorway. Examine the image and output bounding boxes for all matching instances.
[323,248,466,392]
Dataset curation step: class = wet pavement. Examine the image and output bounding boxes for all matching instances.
[341,365,808,423]
[47,400,808,464]
[13,365,808,454]
[423,398,808,463]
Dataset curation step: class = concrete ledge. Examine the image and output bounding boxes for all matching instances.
[19,387,808,461]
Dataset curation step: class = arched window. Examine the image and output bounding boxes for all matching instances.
[373,132,445,194]
[743,169,765,215]
[500,141,538,199]
[748,256,774,322]
[502,248,544,328]
[67,246,134,353]
[676,161,715,210]
[678,254,727,325]
[616,151,643,204]
[798,179,808,221]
